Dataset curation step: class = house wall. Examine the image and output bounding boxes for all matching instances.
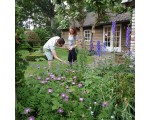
[130,8,135,56]
[61,22,130,52]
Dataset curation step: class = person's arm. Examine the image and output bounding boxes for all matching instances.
[51,50,63,62]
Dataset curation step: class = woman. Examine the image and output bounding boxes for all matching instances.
[67,26,78,65]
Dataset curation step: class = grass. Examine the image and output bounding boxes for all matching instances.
[19,47,93,77]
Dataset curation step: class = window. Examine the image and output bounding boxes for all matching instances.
[84,30,91,41]
[104,26,111,47]
[103,25,121,47]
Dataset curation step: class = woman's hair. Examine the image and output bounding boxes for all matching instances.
[69,26,77,36]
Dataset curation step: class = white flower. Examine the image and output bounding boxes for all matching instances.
[94,102,97,104]
[91,111,94,115]
[89,106,92,109]
[111,115,114,119]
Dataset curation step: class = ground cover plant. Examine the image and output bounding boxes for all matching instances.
[16,47,135,120]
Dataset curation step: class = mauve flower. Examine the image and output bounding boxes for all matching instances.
[40,80,47,84]
[67,89,72,93]
[48,88,53,93]
[57,77,61,81]
[66,85,69,89]
[37,76,41,80]
[82,90,87,94]
[78,83,83,88]
[73,76,77,80]
[79,98,84,102]
[24,107,30,114]
[29,74,33,77]
[57,108,64,113]
[72,82,76,85]
[102,101,108,107]
[63,98,69,101]
[45,77,50,81]
[62,76,66,80]
[61,93,67,98]
[28,116,35,120]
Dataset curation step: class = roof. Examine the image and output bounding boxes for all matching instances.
[121,0,132,4]
[72,12,131,28]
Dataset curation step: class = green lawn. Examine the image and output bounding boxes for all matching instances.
[19,47,93,77]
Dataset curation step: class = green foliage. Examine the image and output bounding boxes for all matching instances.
[33,28,51,45]
[16,47,134,119]
[15,4,29,87]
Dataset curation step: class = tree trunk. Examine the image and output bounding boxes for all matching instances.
[80,26,84,48]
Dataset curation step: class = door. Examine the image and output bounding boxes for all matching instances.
[103,25,121,52]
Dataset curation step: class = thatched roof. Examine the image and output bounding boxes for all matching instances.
[72,12,131,28]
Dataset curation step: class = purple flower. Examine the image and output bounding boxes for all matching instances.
[37,76,41,80]
[112,21,116,35]
[48,88,53,93]
[24,107,30,114]
[78,83,83,88]
[28,116,35,120]
[72,82,76,85]
[102,101,108,107]
[45,77,50,81]
[96,41,101,56]
[126,26,131,48]
[79,98,84,102]
[57,108,64,113]
[61,93,67,98]
[63,98,69,102]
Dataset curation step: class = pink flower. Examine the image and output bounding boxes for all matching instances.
[79,98,84,102]
[28,116,34,120]
[48,88,53,93]
[73,76,77,80]
[78,83,83,88]
[45,77,50,81]
[24,107,30,114]
[57,108,64,113]
[37,76,41,80]
[102,101,108,107]
[72,82,76,85]
[61,93,67,98]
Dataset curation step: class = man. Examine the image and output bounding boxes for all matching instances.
[43,36,66,71]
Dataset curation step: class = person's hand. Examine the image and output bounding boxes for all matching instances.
[61,60,68,65]
[68,46,73,50]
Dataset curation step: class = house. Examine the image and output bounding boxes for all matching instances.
[121,0,135,56]
[61,12,131,53]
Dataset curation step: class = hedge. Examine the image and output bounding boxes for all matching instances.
[25,55,47,61]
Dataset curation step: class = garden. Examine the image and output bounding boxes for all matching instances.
[15,0,135,120]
